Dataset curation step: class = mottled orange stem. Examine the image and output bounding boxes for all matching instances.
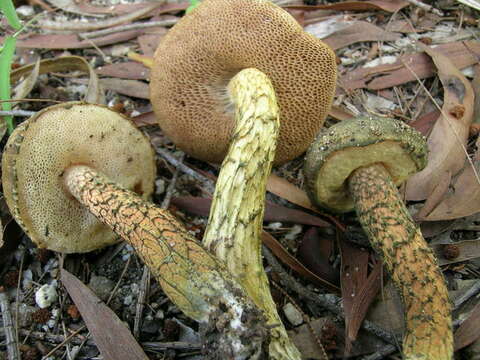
[348,164,452,360]
[64,165,268,359]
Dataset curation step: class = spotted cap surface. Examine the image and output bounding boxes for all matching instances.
[304,116,428,213]
[2,102,156,253]
[150,0,337,165]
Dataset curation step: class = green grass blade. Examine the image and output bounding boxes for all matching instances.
[0,36,17,134]
[0,0,22,30]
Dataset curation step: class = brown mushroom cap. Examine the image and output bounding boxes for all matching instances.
[304,116,428,213]
[150,0,337,165]
[2,102,156,253]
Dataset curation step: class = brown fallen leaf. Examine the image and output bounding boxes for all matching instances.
[12,58,40,101]
[406,43,474,201]
[323,21,400,51]
[10,56,104,104]
[138,32,167,56]
[10,30,143,49]
[340,41,480,91]
[262,231,340,293]
[267,174,314,211]
[339,239,381,353]
[100,78,149,99]
[454,302,480,351]
[96,62,150,80]
[297,228,339,285]
[39,2,162,31]
[61,269,149,360]
[409,110,440,136]
[284,0,409,12]
[328,105,354,122]
[132,111,157,127]
[172,196,331,227]
[73,1,188,16]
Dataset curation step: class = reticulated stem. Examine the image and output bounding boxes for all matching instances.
[348,163,452,360]
[64,165,268,360]
[203,68,301,360]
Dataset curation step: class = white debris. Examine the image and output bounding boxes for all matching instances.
[305,16,353,39]
[284,225,302,241]
[283,303,304,326]
[363,56,398,68]
[35,283,58,308]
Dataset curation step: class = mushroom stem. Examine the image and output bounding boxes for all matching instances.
[348,163,452,360]
[203,69,301,360]
[64,164,269,359]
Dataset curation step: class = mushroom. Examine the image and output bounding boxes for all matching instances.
[2,102,269,359]
[304,116,452,360]
[203,69,301,359]
[150,0,337,165]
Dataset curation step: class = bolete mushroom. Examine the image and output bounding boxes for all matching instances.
[2,102,269,359]
[203,68,301,359]
[150,0,337,165]
[304,116,452,360]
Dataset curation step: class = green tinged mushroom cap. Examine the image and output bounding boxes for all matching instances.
[304,116,428,213]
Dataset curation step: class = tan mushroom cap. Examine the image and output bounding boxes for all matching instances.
[150,0,337,165]
[2,102,156,253]
[304,116,428,213]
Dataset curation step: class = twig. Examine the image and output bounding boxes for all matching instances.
[0,288,20,360]
[106,256,131,306]
[262,246,398,346]
[0,110,35,117]
[454,280,480,309]
[361,344,398,360]
[1,328,201,351]
[155,147,215,193]
[41,326,86,359]
[405,0,443,16]
[79,19,178,39]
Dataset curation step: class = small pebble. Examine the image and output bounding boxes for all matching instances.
[283,303,303,326]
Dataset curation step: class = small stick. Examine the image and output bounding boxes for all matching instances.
[79,19,178,39]
[0,287,21,360]
[0,110,36,117]
[454,280,480,309]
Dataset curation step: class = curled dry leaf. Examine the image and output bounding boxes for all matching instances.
[10,56,104,104]
[405,43,474,201]
[283,0,409,12]
[12,58,40,102]
[96,62,150,80]
[424,140,480,220]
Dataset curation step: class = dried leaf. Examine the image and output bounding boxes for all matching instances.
[12,57,40,101]
[454,302,480,350]
[266,174,315,211]
[172,196,331,227]
[456,0,480,11]
[339,239,381,351]
[138,33,166,57]
[96,62,150,80]
[406,43,474,201]
[284,0,409,12]
[45,0,106,17]
[409,110,440,136]
[323,21,400,50]
[61,269,149,360]
[10,56,104,104]
[262,231,340,293]
[100,78,149,99]
[340,41,480,91]
[328,105,354,121]
[11,30,143,49]
[132,111,157,127]
[39,2,161,31]
[297,228,339,285]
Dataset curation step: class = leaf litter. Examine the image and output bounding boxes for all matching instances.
[2,0,480,359]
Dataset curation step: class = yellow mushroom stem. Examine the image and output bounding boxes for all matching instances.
[347,163,452,360]
[203,68,301,360]
[63,165,268,359]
